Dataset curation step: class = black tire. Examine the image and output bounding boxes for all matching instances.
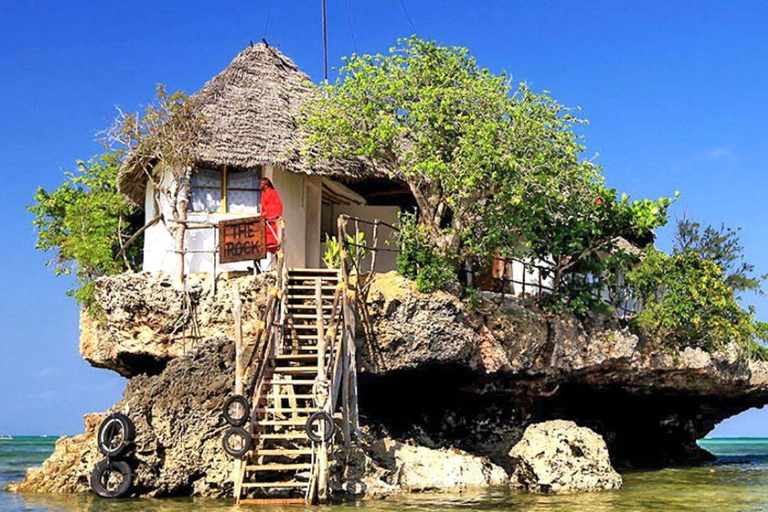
[222,395,250,427]
[90,459,133,499]
[97,413,136,458]
[222,427,252,458]
[305,411,335,443]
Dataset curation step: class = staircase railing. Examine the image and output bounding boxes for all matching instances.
[232,217,286,503]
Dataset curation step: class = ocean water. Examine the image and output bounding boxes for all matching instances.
[3,437,768,511]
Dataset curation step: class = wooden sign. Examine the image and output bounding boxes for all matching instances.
[219,216,266,263]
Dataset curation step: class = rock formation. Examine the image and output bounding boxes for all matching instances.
[509,420,622,494]
[80,272,270,377]
[358,272,768,469]
[11,270,768,498]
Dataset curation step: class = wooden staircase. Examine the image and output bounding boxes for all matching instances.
[236,268,342,506]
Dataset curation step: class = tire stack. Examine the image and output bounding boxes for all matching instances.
[222,394,252,458]
[90,413,136,499]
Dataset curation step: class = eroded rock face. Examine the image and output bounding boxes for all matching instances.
[330,428,508,498]
[80,272,271,377]
[14,270,768,499]
[13,338,236,497]
[7,414,104,494]
[359,272,768,469]
[509,420,622,494]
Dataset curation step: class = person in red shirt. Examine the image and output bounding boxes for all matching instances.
[260,177,283,263]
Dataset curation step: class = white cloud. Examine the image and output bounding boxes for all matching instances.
[35,367,61,378]
[705,146,734,159]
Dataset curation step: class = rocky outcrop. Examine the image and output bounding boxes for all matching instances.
[7,414,105,494]
[13,337,236,497]
[80,272,271,377]
[13,270,768,498]
[509,420,622,494]
[358,272,768,469]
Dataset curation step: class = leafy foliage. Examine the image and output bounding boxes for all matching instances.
[674,216,766,296]
[106,85,204,288]
[627,248,768,357]
[29,152,140,309]
[396,211,456,293]
[304,37,675,307]
[322,234,341,269]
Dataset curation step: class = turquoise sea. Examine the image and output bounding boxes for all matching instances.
[3,437,768,511]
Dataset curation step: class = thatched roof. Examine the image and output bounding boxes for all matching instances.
[118,43,381,205]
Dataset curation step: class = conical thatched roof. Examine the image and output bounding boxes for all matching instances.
[118,43,380,205]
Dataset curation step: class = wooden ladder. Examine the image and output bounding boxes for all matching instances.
[237,268,342,506]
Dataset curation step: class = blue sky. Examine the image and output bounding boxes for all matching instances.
[0,1,766,436]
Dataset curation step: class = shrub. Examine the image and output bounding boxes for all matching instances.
[627,248,768,357]
[29,152,141,310]
[396,212,456,293]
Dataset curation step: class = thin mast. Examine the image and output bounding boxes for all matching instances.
[322,0,329,83]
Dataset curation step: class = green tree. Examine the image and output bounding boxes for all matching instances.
[674,216,766,296]
[29,152,141,309]
[106,85,203,289]
[627,248,768,357]
[304,37,674,307]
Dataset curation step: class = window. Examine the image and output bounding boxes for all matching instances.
[189,168,261,214]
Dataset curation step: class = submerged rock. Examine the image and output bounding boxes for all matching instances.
[7,413,104,494]
[509,420,622,494]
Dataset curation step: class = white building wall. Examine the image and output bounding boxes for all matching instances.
[143,166,273,274]
[268,166,307,269]
[322,204,401,272]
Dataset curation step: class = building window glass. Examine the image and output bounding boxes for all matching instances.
[189,168,260,214]
[226,170,260,213]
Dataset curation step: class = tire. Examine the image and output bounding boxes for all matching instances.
[90,459,133,498]
[222,395,250,427]
[222,427,252,458]
[97,413,136,458]
[305,411,335,443]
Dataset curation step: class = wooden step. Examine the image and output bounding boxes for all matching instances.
[245,463,312,471]
[287,283,337,289]
[257,448,313,456]
[241,481,308,488]
[259,419,311,426]
[288,267,339,275]
[267,394,315,400]
[289,313,335,319]
[284,324,326,331]
[256,432,309,440]
[273,354,318,361]
[273,366,319,375]
[276,347,320,353]
[239,498,306,506]
[257,407,317,414]
[284,334,324,341]
[285,304,334,310]
[264,379,317,386]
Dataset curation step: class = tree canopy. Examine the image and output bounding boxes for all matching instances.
[29,152,141,309]
[304,36,675,304]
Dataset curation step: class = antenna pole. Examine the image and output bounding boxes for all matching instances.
[322,0,329,83]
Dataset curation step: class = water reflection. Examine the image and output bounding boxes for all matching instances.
[9,476,768,512]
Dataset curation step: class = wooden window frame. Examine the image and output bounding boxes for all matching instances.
[189,166,261,215]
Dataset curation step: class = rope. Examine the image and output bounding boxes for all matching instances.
[343,0,358,53]
[397,0,417,34]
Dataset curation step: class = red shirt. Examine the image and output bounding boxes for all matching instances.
[261,187,283,253]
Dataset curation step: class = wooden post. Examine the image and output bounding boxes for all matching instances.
[342,289,360,435]
[172,175,190,291]
[315,278,329,503]
[341,289,352,447]
[232,282,244,500]
[337,215,349,286]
